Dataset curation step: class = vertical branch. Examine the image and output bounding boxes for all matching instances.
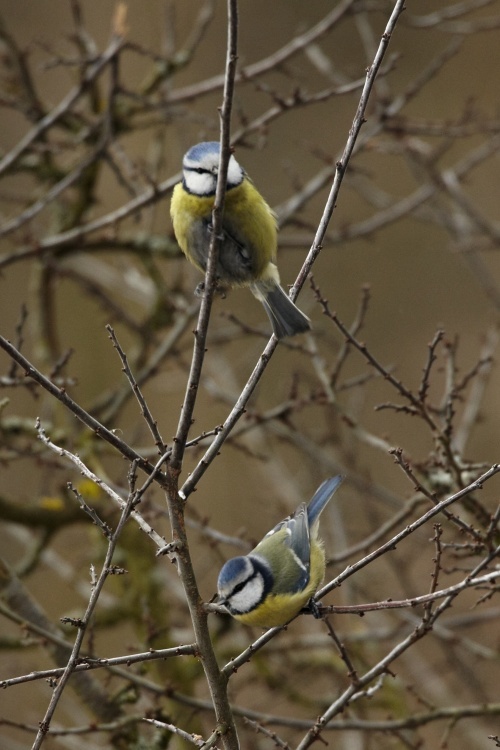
[170,2,239,474]
[163,3,241,749]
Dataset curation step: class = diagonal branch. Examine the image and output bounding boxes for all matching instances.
[0,34,124,180]
[179,0,408,499]
[0,334,165,484]
[31,490,136,750]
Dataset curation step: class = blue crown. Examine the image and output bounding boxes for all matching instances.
[185,141,220,162]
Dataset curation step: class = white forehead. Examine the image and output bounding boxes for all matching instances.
[182,142,244,192]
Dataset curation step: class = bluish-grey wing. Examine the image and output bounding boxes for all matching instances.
[285,503,311,573]
[203,218,256,284]
[262,503,311,590]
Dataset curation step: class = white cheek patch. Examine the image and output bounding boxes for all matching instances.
[228,574,264,614]
[184,170,217,196]
[226,156,244,187]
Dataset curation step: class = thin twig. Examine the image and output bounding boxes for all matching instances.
[318,465,500,601]
[1,644,197,688]
[106,324,167,454]
[0,34,124,180]
[166,0,356,104]
[143,718,207,747]
[0,335,166,484]
[320,569,499,615]
[36,420,168,551]
[31,488,136,749]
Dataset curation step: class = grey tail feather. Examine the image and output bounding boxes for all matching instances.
[307,475,344,526]
[260,284,311,339]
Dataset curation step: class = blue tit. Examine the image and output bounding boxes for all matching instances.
[170,141,311,339]
[216,475,344,628]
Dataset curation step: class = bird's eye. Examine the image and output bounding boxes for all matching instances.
[195,167,206,174]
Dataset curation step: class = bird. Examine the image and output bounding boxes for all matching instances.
[170,141,311,339]
[216,475,344,628]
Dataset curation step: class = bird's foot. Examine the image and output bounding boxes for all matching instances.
[194,281,228,299]
[194,281,205,298]
[303,598,324,619]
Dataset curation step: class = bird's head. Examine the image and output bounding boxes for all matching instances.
[182,141,244,196]
[217,554,273,616]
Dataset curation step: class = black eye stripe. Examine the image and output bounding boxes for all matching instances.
[231,571,257,596]
[186,166,210,175]
[231,580,248,596]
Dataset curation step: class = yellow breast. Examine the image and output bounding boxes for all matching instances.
[234,589,314,628]
[234,541,326,629]
[170,178,278,280]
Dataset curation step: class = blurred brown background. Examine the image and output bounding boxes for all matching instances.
[1,1,500,748]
